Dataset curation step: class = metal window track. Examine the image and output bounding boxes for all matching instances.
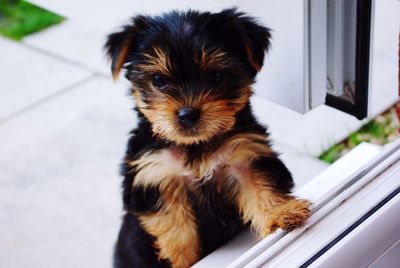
[300,185,400,267]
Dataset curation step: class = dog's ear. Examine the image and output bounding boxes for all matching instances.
[233,11,271,73]
[105,16,148,80]
[105,26,132,80]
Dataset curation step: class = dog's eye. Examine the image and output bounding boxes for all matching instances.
[210,70,222,83]
[152,73,167,90]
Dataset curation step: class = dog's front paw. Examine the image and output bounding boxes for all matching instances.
[260,199,311,236]
[274,199,311,231]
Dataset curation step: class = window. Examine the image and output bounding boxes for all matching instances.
[239,0,398,121]
[325,0,372,119]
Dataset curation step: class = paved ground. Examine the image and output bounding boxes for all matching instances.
[0,36,133,268]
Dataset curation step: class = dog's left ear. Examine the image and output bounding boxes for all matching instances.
[235,13,271,73]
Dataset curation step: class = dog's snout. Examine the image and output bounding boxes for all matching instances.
[177,107,200,128]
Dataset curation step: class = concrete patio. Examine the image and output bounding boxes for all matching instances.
[0,36,132,267]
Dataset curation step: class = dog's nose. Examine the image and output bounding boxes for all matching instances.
[177,107,200,128]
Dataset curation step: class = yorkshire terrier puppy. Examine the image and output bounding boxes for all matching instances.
[105,8,310,268]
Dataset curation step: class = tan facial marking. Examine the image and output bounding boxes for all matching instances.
[197,46,232,69]
[137,46,172,75]
[132,83,252,145]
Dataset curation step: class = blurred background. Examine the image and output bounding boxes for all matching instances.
[0,0,399,267]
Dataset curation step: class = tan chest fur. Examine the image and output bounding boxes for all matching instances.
[127,133,272,190]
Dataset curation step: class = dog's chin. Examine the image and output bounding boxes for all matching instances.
[157,127,213,146]
[171,130,210,146]
[152,119,235,145]
[178,127,199,137]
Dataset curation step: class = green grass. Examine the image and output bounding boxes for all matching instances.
[319,105,400,164]
[0,0,64,41]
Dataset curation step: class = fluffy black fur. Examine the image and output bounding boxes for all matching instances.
[106,9,294,268]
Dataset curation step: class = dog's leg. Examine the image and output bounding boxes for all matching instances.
[129,149,200,268]
[219,134,311,237]
[114,213,170,268]
[137,180,200,268]
[234,164,311,237]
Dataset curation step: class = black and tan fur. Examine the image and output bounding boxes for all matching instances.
[105,9,311,268]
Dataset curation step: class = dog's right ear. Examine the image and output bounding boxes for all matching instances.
[105,16,148,80]
[105,26,132,80]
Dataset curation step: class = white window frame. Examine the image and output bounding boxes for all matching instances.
[237,0,327,114]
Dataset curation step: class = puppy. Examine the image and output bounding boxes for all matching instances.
[105,8,310,268]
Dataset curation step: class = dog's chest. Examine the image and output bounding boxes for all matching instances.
[130,133,270,189]
[167,145,231,183]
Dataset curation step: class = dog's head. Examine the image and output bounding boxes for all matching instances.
[105,9,271,145]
